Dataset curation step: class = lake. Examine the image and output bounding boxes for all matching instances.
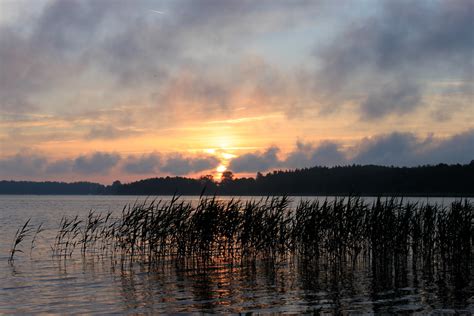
[0,195,472,314]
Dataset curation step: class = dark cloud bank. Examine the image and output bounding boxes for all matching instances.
[229,130,474,173]
[0,151,220,179]
[123,153,220,176]
[1,130,472,179]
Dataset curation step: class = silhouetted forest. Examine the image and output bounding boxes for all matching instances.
[1,162,473,196]
[0,181,103,195]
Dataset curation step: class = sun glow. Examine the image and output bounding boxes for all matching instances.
[211,134,238,150]
[204,148,216,154]
[216,165,227,173]
[221,152,236,159]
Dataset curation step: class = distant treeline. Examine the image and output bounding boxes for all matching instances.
[1,162,473,196]
[0,181,104,195]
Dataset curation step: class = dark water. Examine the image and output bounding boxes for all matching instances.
[0,195,472,314]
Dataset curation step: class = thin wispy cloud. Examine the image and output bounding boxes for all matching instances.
[149,10,165,15]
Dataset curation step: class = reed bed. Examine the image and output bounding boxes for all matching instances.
[11,196,473,281]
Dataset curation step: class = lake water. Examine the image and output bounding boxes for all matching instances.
[0,195,472,314]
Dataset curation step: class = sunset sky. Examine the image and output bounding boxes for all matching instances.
[0,0,473,183]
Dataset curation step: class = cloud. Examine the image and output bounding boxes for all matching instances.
[285,141,346,169]
[122,153,161,174]
[159,70,232,113]
[0,151,120,179]
[160,154,220,175]
[360,81,422,118]
[0,0,326,114]
[73,152,121,174]
[0,153,47,177]
[0,0,170,114]
[169,0,327,42]
[122,152,219,175]
[228,141,346,173]
[417,129,474,165]
[353,129,474,166]
[315,0,474,118]
[353,133,422,166]
[229,147,280,172]
[226,129,474,172]
[0,150,220,180]
[85,125,141,140]
[0,129,473,180]
[1,0,472,172]
[3,0,469,141]
[45,159,74,174]
[0,27,42,113]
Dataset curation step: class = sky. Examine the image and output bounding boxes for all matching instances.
[0,0,473,183]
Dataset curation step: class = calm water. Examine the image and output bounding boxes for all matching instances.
[0,195,472,314]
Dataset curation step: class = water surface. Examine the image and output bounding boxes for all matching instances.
[0,195,472,314]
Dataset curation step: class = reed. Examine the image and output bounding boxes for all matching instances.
[30,222,44,257]
[10,196,472,283]
[9,219,32,263]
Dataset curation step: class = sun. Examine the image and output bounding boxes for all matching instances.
[216,165,227,173]
[214,164,228,180]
